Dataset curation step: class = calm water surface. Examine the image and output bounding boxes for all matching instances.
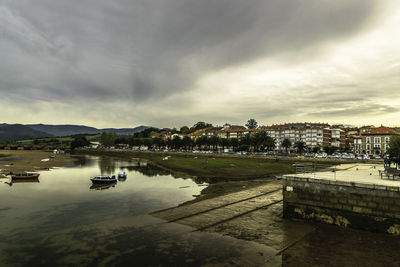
[0,156,278,266]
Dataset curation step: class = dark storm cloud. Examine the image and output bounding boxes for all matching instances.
[0,0,379,104]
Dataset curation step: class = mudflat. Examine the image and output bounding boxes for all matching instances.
[0,150,76,177]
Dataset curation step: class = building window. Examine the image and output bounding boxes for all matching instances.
[386,137,390,143]
[366,144,370,150]
[366,137,371,143]
[374,137,381,143]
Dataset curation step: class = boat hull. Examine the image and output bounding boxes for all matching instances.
[11,174,40,179]
[90,179,117,184]
[11,177,40,183]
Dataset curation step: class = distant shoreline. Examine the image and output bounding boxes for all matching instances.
[0,150,77,178]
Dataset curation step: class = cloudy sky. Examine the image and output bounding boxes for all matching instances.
[1,0,399,128]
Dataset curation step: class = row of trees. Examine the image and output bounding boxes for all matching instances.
[112,132,317,154]
[129,133,277,152]
[71,131,338,155]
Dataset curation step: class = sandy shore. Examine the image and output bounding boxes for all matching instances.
[0,150,77,177]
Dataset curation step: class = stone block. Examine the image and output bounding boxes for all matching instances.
[353,206,363,213]
[348,199,357,205]
[357,200,368,207]
[342,205,353,211]
[387,186,400,192]
[361,207,372,214]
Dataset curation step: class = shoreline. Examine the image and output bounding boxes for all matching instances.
[73,149,343,202]
[0,150,78,178]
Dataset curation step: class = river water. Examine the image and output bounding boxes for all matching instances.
[0,156,280,266]
[1,156,400,266]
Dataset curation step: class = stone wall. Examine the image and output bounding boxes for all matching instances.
[283,176,400,235]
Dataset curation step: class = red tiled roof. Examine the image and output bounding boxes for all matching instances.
[363,126,400,135]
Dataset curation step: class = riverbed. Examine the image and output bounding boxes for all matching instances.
[0,156,280,266]
[1,156,400,266]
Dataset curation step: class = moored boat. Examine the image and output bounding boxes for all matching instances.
[90,175,117,184]
[118,171,127,178]
[11,173,40,179]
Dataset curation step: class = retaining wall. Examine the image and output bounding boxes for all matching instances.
[283,175,400,235]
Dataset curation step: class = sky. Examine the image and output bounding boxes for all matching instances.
[0,0,399,128]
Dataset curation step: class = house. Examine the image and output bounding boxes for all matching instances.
[361,126,400,155]
[353,136,363,155]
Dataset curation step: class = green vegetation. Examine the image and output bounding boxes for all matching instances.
[77,150,296,181]
[294,141,306,155]
[123,131,276,153]
[282,138,292,152]
[189,121,213,133]
[245,118,258,129]
[388,136,400,168]
[323,145,338,155]
[0,124,50,143]
[71,136,91,149]
[100,132,117,146]
[15,134,101,146]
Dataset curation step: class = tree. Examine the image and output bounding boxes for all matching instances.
[134,127,159,138]
[312,146,321,153]
[182,136,193,150]
[323,145,337,155]
[282,138,292,152]
[196,136,209,150]
[265,136,276,151]
[180,126,190,134]
[241,133,252,151]
[388,136,400,168]
[220,138,230,150]
[245,118,258,129]
[152,137,163,149]
[100,132,116,146]
[253,131,272,151]
[209,136,219,151]
[294,141,306,155]
[71,136,90,150]
[171,136,182,149]
[229,138,239,151]
[115,136,129,144]
[190,122,212,132]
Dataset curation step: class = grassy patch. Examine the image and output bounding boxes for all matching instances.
[15,134,101,145]
[75,150,296,181]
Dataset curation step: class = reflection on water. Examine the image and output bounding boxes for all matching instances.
[0,156,220,266]
[2,156,399,266]
[98,156,117,175]
[89,182,117,190]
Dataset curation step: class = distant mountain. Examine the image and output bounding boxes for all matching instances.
[27,124,101,137]
[0,124,52,143]
[100,126,150,135]
[26,124,150,137]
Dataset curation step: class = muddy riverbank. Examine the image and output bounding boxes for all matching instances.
[0,150,77,177]
[152,180,400,266]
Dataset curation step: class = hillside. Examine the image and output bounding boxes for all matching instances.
[0,124,52,143]
[100,126,150,135]
[27,124,100,136]
[26,124,150,137]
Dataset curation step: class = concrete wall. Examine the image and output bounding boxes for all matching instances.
[283,176,400,235]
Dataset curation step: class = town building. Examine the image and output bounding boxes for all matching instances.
[361,126,400,155]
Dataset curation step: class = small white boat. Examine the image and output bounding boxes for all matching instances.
[90,175,117,184]
[118,171,127,178]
